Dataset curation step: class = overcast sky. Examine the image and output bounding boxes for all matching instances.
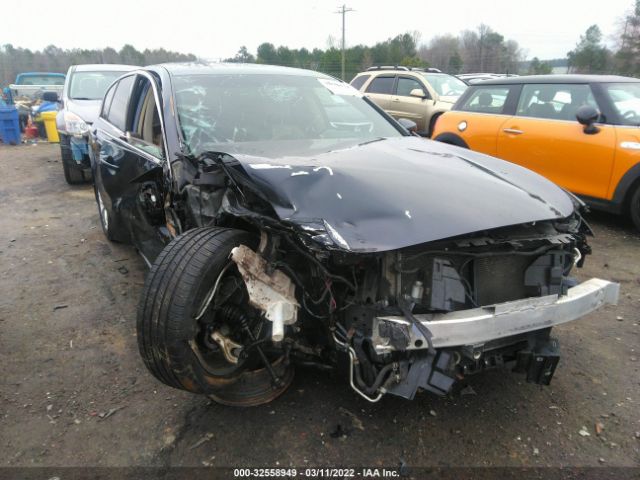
[1,0,632,60]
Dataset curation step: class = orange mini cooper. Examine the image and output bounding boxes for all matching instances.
[432,75,640,230]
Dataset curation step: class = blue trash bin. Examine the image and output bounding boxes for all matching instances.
[0,106,21,145]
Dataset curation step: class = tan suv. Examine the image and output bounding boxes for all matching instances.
[350,67,468,136]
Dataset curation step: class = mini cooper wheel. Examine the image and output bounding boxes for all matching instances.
[137,227,294,406]
[629,184,640,232]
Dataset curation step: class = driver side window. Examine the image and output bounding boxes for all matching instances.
[129,77,164,159]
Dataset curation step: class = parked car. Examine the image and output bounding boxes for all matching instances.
[90,63,617,406]
[350,66,468,136]
[9,72,65,99]
[53,64,138,184]
[432,75,640,230]
[457,73,519,84]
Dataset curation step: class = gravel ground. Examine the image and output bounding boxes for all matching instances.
[0,143,639,472]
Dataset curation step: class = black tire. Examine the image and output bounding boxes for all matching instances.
[628,184,640,232]
[93,183,116,242]
[137,227,294,406]
[60,135,86,185]
[60,135,92,185]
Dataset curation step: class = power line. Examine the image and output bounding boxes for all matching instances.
[335,4,355,81]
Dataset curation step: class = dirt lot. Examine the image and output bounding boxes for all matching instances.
[1,143,639,471]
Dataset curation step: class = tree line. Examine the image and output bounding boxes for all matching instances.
[0,44,197,84]
[567,0,640,76]
[225,33,426,82]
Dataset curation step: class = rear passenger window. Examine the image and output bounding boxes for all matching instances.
[350,75,370,90]
[459,88,510,114]
[516,84,598,121]
[366,76,395,94]
[107,75,135,131]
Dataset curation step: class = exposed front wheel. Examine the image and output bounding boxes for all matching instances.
[60,134,88,185]
[136,227,294,406]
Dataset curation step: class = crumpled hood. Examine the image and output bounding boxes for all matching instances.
[64,99,102,124]
[229,136,575,252]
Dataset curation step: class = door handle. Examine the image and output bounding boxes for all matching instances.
[503,128,524,135]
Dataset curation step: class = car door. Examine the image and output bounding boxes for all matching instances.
[438,85,517,157]
[387,75,430,133]
[94,72,169,262]
[363,75,396,112]
[497,83,616,199]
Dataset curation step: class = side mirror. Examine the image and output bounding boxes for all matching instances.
[42,91,58,102]
[576,105,600,134]
[409,88,427,99]
[398,118,418,135]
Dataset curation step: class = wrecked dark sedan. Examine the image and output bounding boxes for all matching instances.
[89,64,619,406]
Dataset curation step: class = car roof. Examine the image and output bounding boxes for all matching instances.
[357,70,451,76]
[72,64,139,72]
[18,72,65,77]
[155,62,333,78]
[472,74,640,85]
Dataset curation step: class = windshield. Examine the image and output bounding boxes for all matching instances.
[419,73,467,98]
[604,83,640,126]
[68,71,125,100]
[172,73,403,157]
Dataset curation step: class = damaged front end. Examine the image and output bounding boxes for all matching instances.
[167,146,619,403]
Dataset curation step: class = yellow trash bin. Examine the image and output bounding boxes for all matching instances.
[40,111,60,143]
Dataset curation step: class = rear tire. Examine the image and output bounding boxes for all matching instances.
[628,184,640,232]
[137,227,294,406]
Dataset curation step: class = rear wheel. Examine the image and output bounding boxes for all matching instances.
[137,227,294,406]
[628,184,640,231]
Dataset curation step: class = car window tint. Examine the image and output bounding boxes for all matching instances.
[459,87,510,114]
[396,77,424,97]
[106,75,135,131]
[366,76,395,94]
[350,75,370,90]
[516,84,597,121]
[101,83,117,118]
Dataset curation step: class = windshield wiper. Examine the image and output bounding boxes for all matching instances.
[71,97,95,100]
[358,137,386,146]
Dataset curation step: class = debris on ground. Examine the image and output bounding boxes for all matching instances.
[595,421,604,436]
[189,433,214,450]
[339,407,364,431]
[98,406,125,419]
[578,426,591,437]
[533,447,540,456]
[118,266,129,275]
[53,304,68,311]
[429,410,437,417]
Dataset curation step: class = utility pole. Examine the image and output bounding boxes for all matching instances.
[335,4,354,80]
